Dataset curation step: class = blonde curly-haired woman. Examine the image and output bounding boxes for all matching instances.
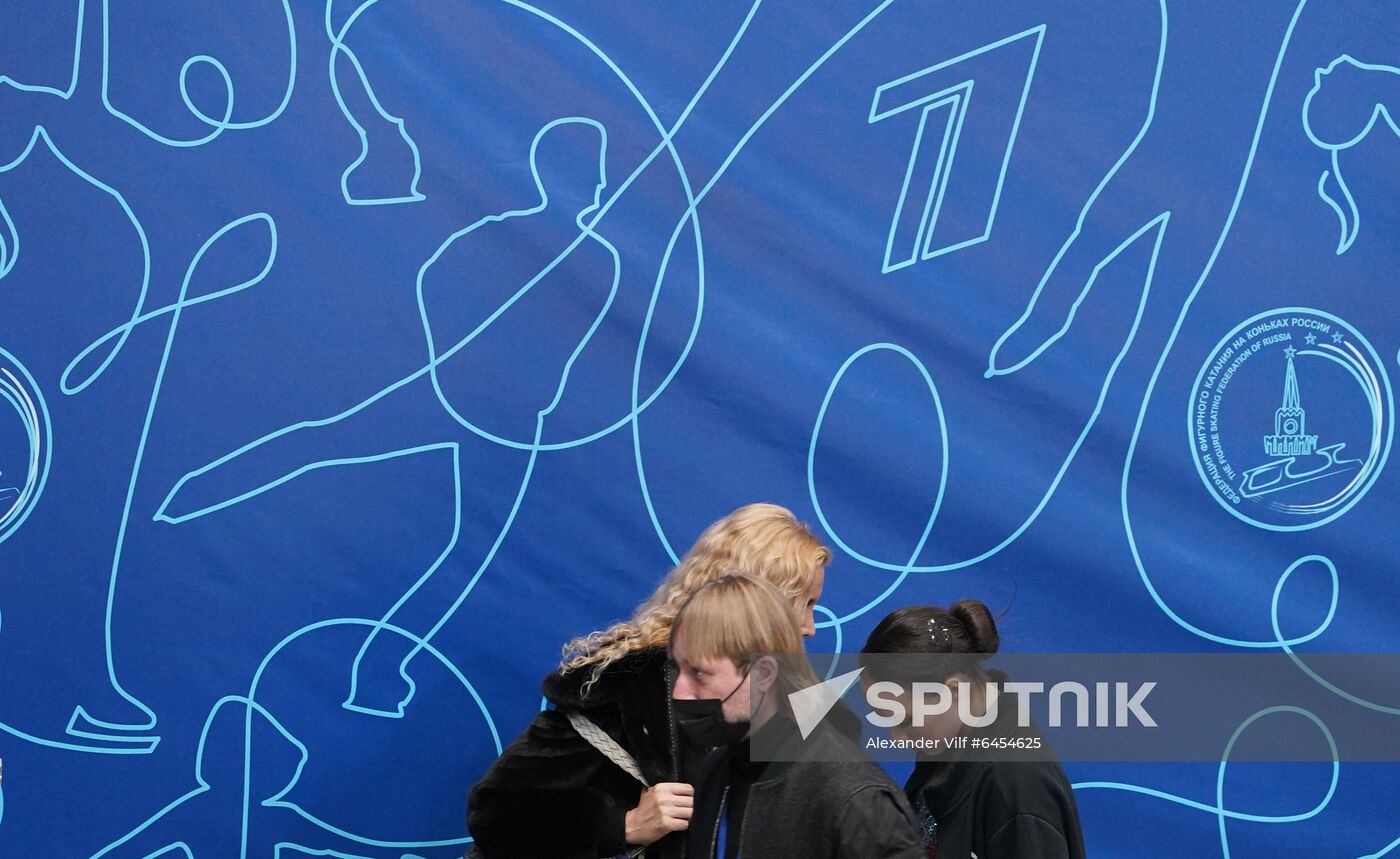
[466,503,829,859]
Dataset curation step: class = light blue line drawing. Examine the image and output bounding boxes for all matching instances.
[1301,55,1400,254]
[1362,835,1400,859]
[424,0,712,455]
[158,117,624,718]
[778,2,1170,634]
[256,621,499,857]
[1269,558,1400,717]
[807,212,1170,586]
[0,347,51,546]
[868,25,1045,272]
[633,0,906,566]
[0,193,16,280]
[807,342,948,623]
[1096,13,1400,841]
[0,169,276,753]
[1073,705,1339,858]
[0,2,1386,857]
[325,0,426,205]
[0,0,85,98]
[276,846,427,859]
[98,0,297,147]
[10,8,686,749]
[1118,0,1388,649]
[0,126,164,753]
[87,696,296,859]
[155,0,794,716]
[181,0,717,464]
[89,619,497,859]
[68,212,277,751]
[986,7,1168,379]
[0,717,152,756]
[2,1,294,149]
[394,1,910,578]
[415,120,617,445]
[0,126,153,397]
[812,604,844,680]
[882,97,959,272]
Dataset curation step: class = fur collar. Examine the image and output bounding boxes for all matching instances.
[541,645,670,708]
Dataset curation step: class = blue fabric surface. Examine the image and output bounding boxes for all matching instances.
[0,1,1397,856]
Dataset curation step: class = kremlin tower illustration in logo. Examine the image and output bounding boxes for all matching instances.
[1240,345,1360,498]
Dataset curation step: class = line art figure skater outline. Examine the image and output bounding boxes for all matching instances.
[155,0,787,720]
[0,124,161,754]
[158,116,624,718]
[89,618,498,859]
[1302,54,1400,254]
[324,0,426,206]
[8,0,715,752]
[1,122,280,755]
[985,2,1169,379]
[1,1,297,149]
[68,211,280,748]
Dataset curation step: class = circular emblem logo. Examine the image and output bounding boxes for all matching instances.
[1188,308,1392,531]
[0,347,50,544]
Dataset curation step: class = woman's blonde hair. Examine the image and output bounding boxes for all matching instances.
[669,574,820,694]
[561,503,830,687]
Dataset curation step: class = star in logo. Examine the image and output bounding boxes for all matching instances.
[1332,332,1345,344]
[1304,333,1317,345]
[1285,345,1298,359]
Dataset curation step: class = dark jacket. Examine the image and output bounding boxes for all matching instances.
[686,716,924,859]
[906,698,1086,859]
[467,647,683,859]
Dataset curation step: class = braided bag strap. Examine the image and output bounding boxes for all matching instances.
[567,711,650,787]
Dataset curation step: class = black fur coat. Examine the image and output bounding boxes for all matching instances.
[467,646,682,859]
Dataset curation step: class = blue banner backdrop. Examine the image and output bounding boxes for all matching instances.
[1,1,1398,856]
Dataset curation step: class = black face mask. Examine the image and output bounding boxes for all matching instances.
[674,666,751,748]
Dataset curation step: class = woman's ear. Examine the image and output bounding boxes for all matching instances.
[751,655,779,693]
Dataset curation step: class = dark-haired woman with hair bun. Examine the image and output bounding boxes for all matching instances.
[861,600,1086,859]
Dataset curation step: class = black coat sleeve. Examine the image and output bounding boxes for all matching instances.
[834,784,926,859]
[986,813,1072,859]
[467,708,639,859]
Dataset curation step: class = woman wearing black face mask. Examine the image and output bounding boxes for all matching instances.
[671,575,923,859]
[467,505,830,859]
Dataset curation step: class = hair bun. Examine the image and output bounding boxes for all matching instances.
[948,599,999,655]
